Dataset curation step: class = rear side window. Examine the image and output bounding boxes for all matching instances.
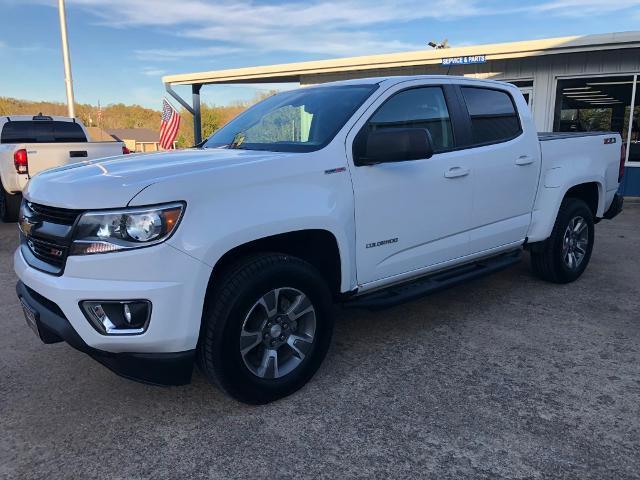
[0,121,87,144]
[461,87,521,145]
[366,87,454,153]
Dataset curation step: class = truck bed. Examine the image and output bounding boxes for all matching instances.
[536,130,621,223]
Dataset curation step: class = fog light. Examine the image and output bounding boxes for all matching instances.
[80,300,151,335]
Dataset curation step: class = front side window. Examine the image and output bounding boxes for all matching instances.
[365,87,454,153]
[461,87,521,145]
[203,85,377,153]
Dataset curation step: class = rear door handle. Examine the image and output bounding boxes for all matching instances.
[69,150,88,158]
[444,166,470,179]
[516,155,535,166]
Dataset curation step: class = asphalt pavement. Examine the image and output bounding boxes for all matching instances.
[1,205,639,479]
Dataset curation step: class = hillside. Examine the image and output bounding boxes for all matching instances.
[0,95,269,147]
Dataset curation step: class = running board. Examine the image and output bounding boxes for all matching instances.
[344,250,522,310]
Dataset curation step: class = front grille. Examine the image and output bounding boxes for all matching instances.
[26,236,68,268]
[21,201,83,275]
[27,202,81,225]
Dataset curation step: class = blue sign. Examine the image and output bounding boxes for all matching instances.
[441,55,487,66]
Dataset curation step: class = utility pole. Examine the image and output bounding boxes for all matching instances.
[58,0,76,118]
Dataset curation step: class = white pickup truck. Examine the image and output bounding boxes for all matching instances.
[14,76,625,404]
[0,115,126,222]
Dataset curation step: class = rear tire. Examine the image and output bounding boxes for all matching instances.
[0,185,21,223]
[197,253,334,404]
[530,197,595,284]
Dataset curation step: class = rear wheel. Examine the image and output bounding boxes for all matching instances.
[530,197,595,283]
[0,186,21,223]
[197,253,334,404]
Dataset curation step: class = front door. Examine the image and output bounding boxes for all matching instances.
[347,82,474,287]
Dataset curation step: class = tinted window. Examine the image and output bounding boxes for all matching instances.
[52,122,87,142]
[204,85,377,153]
[366,87,454,153]
[461,87,521,145]
[0,121,87,144]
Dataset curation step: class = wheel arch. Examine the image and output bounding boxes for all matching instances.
[206,229,345,299]
[563,181,602,218]
[527,178,604,243]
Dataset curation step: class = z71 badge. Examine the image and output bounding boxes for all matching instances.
[366,237,398,249]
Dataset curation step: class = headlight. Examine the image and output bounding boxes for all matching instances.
[70,202,185,255]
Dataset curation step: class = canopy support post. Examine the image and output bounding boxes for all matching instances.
[192,84,202,145]
[165,83,204,145]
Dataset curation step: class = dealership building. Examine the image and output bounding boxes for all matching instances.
[164,31,640,196]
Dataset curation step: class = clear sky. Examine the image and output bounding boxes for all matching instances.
[1,0,639,110]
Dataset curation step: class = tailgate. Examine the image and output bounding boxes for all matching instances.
[25,142,124,176]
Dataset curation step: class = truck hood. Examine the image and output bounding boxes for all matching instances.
[24,148,291,209]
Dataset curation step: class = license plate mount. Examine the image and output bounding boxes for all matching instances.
[20,296,42,340]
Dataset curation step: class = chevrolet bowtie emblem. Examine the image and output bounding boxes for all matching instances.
[19,216,38,236]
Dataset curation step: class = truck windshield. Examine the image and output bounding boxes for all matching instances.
[203,84,378,152]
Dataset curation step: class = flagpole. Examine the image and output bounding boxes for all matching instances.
[58,0,76,118]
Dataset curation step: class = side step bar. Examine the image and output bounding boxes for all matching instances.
[344,250,522,310]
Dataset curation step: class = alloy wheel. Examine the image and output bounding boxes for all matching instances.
[240,287,316,379]
[562,215,589,270]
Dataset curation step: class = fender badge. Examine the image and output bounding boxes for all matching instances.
[324,167,346,175]
[366,237,398,249]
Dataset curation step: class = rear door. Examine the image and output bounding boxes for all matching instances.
[456,84,541,253]
[346,79,475,287]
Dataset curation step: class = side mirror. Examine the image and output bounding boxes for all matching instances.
[354,128,434,166]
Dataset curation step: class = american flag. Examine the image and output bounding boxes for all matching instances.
[159,98,180,150]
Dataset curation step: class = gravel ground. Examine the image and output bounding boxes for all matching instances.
[1,205,639,480]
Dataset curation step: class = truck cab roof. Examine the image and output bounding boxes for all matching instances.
[1,115,80,125]
[308,75,517,89]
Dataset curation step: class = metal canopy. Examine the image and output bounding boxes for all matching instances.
[163,31,640,144]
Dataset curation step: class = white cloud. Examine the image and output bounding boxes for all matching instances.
[56,0,482,56]
[0,40,53,54]
[23,0,640,59]
[141,67,167,77]
[135,45,243,61]
[526,0,640,16]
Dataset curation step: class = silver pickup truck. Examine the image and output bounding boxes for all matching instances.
[0,115,126,222]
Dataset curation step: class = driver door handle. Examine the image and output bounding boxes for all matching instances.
[444,166,470,178]
[516,155,535,166]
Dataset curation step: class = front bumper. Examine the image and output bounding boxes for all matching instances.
[17,281,194,385]
[14,243,213,386]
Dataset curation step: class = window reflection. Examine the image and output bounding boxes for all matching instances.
[553,76,638,163]
[554,77,633,131]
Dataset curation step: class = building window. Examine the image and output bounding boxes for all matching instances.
[553,76,635,151]
[507,80,534,88]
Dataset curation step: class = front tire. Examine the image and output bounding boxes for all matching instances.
[0,185,21,223]
[197,253,334,404]
[530,197,595,284]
